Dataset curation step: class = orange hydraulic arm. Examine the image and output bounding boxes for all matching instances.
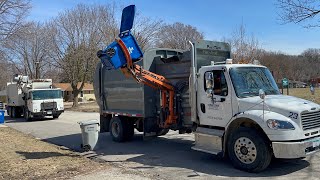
[116,38,177,128]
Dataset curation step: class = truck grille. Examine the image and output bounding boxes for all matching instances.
[41,102,57,111]
[301,111,320,130]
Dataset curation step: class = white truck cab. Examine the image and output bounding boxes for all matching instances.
[7,75,64,120]
[192,59,320,172]
[25,88,64,119]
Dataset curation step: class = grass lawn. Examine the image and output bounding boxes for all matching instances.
[283,88,320,104]
[0,126,107,180]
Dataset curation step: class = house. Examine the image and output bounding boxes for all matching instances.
[53,83,95,102]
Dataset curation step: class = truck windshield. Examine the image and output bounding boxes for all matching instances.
[32,90,62,100]
[229,67,280,98]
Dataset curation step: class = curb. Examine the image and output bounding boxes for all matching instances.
[0,124,7,128]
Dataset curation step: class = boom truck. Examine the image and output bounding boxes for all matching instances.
[94,5,320,172]
[6,75,64,121]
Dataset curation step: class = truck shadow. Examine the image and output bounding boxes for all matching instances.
[4,115,56,123]
[44,132,313,178]
[16,151,78,159]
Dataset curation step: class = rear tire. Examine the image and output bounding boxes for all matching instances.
[109,116,126,142]
[227,127,272,173]
[11,107,16,118]
[157,129,169,136]
[7,107,11,117]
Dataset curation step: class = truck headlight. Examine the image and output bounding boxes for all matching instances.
[267,119,295,130]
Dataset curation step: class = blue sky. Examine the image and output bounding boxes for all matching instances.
[28,0,320,55]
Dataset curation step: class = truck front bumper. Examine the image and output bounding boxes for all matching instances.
[272,136,320,159]
[31,110,64,117]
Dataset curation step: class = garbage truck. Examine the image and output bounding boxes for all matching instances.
[93,5,320,172]
[7,75,64,121]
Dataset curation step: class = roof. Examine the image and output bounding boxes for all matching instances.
[53,83,94,91]
[52,83,69,91]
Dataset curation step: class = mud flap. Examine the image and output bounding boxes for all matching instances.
[100,114,111,133]
[143,117,159,140]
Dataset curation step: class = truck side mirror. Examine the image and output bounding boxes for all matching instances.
[259,89,265,100]
[205,72,214,98]
[205,72,214,89]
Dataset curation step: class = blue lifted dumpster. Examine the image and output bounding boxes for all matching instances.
[100,33,143,70]
[0,110,4,124]
[98,5,143,70]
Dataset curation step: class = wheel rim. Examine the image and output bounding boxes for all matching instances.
[234,137,257,164]
[112,122,120,138]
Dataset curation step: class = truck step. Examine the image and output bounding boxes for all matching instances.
[191,145,221,155]
[193,128,223,155]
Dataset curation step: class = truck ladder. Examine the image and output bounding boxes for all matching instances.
[116,38,177,128]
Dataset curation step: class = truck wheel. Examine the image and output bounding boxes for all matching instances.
[227,127,272,173]
[11,107,16,118]
[53,115,60,119]
[157,129,169,136]
[7,107,11,116]
[24,108,32,121]
[109,116,126,142]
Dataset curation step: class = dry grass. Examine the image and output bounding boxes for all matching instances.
[0,126,107,180]
[283,88,320,104]
[64,101,99,112]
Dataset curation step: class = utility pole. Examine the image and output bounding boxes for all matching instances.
[35,61,40,79]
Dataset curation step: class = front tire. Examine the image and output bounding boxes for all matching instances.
[227,127,272,173]
[24,108,32,121]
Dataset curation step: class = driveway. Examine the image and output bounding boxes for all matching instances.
[4,111,320,180]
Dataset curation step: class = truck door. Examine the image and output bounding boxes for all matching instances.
[197,68,233,127]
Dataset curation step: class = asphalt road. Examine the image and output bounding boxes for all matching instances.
[4,111,320,180]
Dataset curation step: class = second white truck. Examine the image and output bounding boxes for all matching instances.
[7,75,64,121]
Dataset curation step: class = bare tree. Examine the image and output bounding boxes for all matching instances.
[301,48,320,79]
[277,0,320,27]
[301,48,320,61]
[259,48,320,83]
[227,23,261,63]
[0,51,11,90]
[3,22,50,79]
[47,4,117,107]
[131,14,163,51]
[0,0,30,42]
[155,22,204,50]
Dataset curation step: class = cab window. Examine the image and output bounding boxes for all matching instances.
[204,70,228,96]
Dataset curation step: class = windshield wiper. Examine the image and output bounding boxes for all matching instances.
[241,91,258,94]
[265,89,279,95]
[240,91,259,97]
